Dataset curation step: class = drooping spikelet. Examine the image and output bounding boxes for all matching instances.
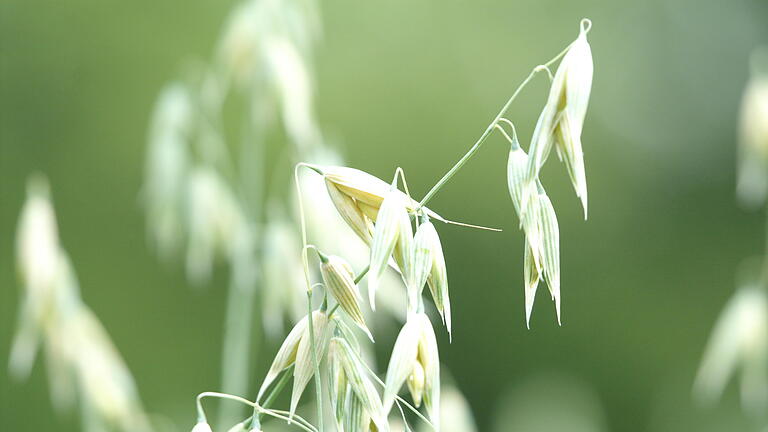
[418,220,452,338]
[383,313,440,430]
[257,313,309,401]
[505,127,562,325]
[528,20,593,219]
[329,336,389,432]
[368,187,411,310]
[314,165,444,229]
[290,311,333,417]
[320,253,373,340]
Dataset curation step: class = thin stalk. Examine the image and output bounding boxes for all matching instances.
[354,265,370,284]
[218,85,265,428]
[418,46,571,208]
[218,271,257,427]
[254,366,294,422]
[197,392,318,432]
[328,303,340,317]
[305,290,323,427]
[294,163,325,431]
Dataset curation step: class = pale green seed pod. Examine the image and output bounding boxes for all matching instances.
[368,188,407,310]
[329,352,349,430]
[408,220,435,306]
[554,23,592,215]
[519,181,544,271]
[407,360,426,408]
[321,165,394,209]
[416,314,441,431]
[383,316,422,413]
[326,180,374,244]
[396,207,414,299]
[559,23,593,135]
[537,191,561,325]
[330,337,389,432]
[383,313,440,429]
[423,223,451,339]
[506,141,530,225]
[320,254,373,340]
[527,92,558,183]
[315,164,444,221]
[343,391,371,432]
[527,20,592,219]
[257,314,309,401]
[523,240,541,329]
[555,111,588,219]
[290,311,333,417]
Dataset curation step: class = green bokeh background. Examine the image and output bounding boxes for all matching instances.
[2,0,768,431]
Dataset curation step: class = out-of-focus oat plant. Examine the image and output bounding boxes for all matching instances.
[141,0,348,425]
[737,49,768,208]
[695,48,768,422]
[695,286,767,415]
[10,176,153,432]
[143,0,461,428]
[189,18,596,432]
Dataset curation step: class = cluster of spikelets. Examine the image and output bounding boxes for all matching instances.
[9,176,153,432]
[695,48,768,417]
[505,19,593,327]
[189,19,596,432]
[143,0,335,424]
[189,164,450,432]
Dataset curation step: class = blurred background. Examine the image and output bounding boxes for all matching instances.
[2,0,768,431]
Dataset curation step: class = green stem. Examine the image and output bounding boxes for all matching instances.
[418,46,571,208]
[306,290,324,430]
[294,163,325,431]
[328,303,340,317]
[254,366,294,421]
[218,267,258,427]
[354,265,370,285]
[197,392,318,432]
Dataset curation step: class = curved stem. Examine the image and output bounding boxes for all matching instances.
[197,392,318,432]
[294,163,325,431]
[354,265,370,284]
[394,167,412,199]
[305,290,323,426]
[418,44,572,208]
[418,68,545,207]
[254,365,294,421]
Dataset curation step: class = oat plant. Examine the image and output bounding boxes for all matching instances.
[694,48,768,423]
[191,19,595,432]
[9,176,153,432]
